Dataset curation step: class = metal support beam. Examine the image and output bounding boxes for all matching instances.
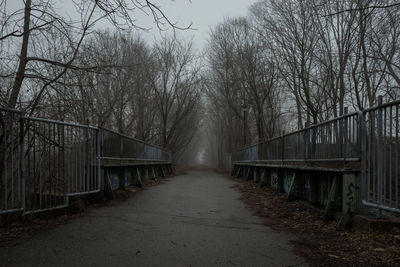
[323,176,337,222]
[246,166,251,181]
[236,166,242,178]
[160,165,166,177]
[260,169,266,187]
[287,173,296,201]
[253,167,258,182]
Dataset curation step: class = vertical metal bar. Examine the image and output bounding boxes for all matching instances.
[10,113,14,207]
[328,122,332,158]
[343,107,348,165]
[48,122,51,208]
[333,120,337,158]
[304,124,308,160]
[396,104,399,209]
[4,114,8,210]
[62,124,65,204]
[39,121,42,209]
[366,113,370,201]
[57,123,60,206]
[20,117,25,212]
[74,128,77,192]
[120,133,123,160]
[54,122,57,207]
[78,127,81,192]
[89,130,95,191]
[353,115,356,156]
[71,126,75,192]
[85,127,89,192]
[97,128,101,190]
[360,111,367,202]
[383,107,387,206]
[75,128,78,192]
[95,131,98,188]
[26,119,31,210]
[77,128,80,192]
[72,126,76,193]
[372,110,376,203]
[90,129,93,191]
[389,105,393,207]
[396,105,399,209]
[323,125,326,158]
[79,128,83,192]
[89,130,92,191]
[32,121,36,210]
[69,126,72,193]
[91,128,94,191]
[377,96,383,209]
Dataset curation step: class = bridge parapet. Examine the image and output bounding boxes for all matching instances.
[0,109,172,217]
[232,98,400,218]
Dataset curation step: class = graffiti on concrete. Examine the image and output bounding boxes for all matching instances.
[271,173,278,189]
[345,182,359,215]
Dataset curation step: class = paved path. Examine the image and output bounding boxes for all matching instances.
[0,170,307,267]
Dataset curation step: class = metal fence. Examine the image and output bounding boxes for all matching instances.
[0,109,171,215]
[100,128,171,162]
[234,111,361,163]
[362,98,400,213]
[0,108,24,214]
[24,117,100,213]
[233,98,400,214]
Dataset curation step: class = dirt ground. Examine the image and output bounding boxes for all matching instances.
[232,176,400,266]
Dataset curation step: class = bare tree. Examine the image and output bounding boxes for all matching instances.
[149,36,202,153]
[204,17,283,167]
[0,0,190,113]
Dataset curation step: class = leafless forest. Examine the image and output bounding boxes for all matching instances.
[1,0,400,167]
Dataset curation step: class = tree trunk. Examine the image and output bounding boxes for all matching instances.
[7,0,31,109]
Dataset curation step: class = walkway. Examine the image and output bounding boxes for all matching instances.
[0,170,307,266]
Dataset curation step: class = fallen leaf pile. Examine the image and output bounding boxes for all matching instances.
[232,177,400,266]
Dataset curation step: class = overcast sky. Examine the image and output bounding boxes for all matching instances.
[133,0,259,50]
[7,0,258,50]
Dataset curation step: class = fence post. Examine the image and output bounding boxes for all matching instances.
[377,96,383,210]
[359,111,367,202]
[304,123,308,161]
[97,128,102,191]
[281,131,285,161]
[343,107,348,166]
[19,117,25,212]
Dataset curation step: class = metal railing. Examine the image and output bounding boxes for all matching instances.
[101,128,171,162]
[0,109,171,215]
[233,98,400,214]
[24,117,100,213]
[0,108,24,214]
[234,111,361,163]
[362,98,400,213]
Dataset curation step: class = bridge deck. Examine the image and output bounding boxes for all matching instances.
[0,170,307,267]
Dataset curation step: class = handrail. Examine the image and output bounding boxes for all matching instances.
[235,110,359,152]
